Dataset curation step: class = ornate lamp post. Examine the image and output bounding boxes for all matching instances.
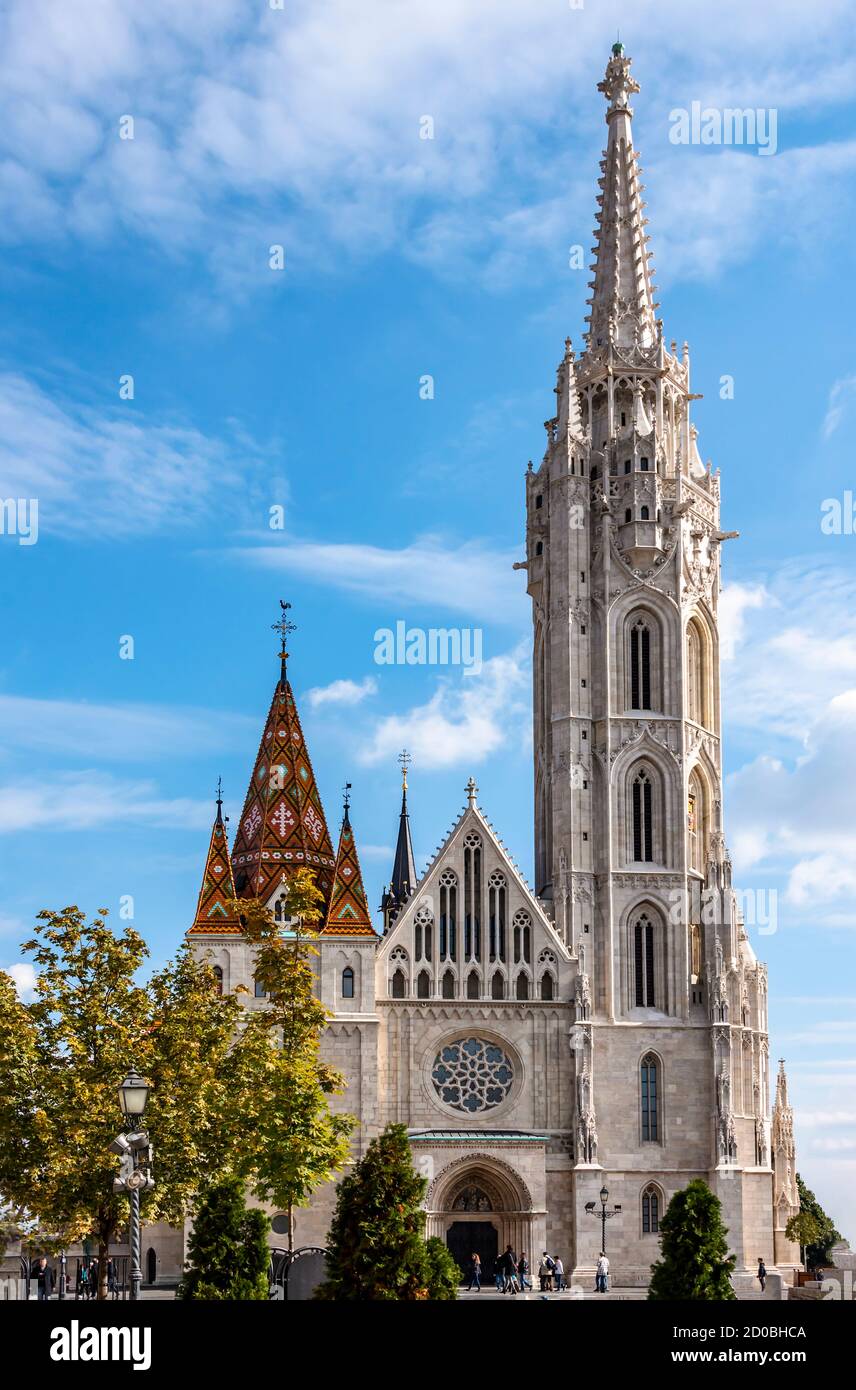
[114,1068,153,1303]
[585,1183,621,1256]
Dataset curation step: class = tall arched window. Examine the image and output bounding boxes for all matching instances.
[463,835,482,962]
[687,619,705,726]
[390,969,406,999]
[540,973,555,1000]
[642,1184,660,1233]
[630,619,651,710]
[632,770,654,861]
[634,913,656,1007]
[439,870,457,962]
[466,970,480,999]
[441,969,455,999]
[491,972,505,1000]
[254,976,266,998]
[640,505,650,520]
[417,969,431,999]
[488,871,507,962]
[415,904,433,962]
[688,770,706,874]
[516,973,530,1000]
[641,1054,660,1142]
[513,911,532,964]
[341,967,355,999]
[212,965,223,996]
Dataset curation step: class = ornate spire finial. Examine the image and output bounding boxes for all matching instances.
[398,748,412,793]
[597,43,639,121]
[215,775,223,822]
[272,599,296,684]
[466,776,478,808]
[343,781,352,813]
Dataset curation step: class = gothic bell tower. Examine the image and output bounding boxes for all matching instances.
[523,44,787,1283]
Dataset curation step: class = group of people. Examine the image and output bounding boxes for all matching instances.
[32,1255,120,1300]
[466,1248,568,1294]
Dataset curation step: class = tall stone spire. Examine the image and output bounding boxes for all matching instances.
[771,1058,800,1265]
[230,606,337,909]
[586,42,659,352]
[187,781,243,937]
[380,750,417,933]
[323,785,376,937]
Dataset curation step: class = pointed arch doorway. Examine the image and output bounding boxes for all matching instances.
[424,1154,536,1282]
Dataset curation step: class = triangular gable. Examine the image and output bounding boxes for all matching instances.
[378,797,569,961]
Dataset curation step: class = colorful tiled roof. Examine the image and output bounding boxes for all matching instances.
[231,676,336,909]
[187,791,243,936]
[323,799,376,937]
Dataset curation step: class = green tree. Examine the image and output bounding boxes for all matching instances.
[425,1237,462,1298]
[0,908,246,1298]
[317,1124,458,1301]
[648,1179,736,1300]
[230,872,355,1250]
[178,1178,270,1300]
[785,1209,821,1271]
[795,1174,843,1269]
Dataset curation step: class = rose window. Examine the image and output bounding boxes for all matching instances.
[431,1037,514,1114]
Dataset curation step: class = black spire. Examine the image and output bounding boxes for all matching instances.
[380,751,417,933]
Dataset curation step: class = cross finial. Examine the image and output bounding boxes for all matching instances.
[272,599,297,684]
[466,776,478,808]
[215,775,223,820]
[398,749,412,792]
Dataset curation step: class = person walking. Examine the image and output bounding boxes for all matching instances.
[539,1251,554,1291]
[493,1254,504,1292]
[757,1258,767,1293]
[596,1251,609,1294]
[107,1258,119,1299]
[467,1253,482,1292]
[36,1257,54,1302]
[501,1244,519,1294]
[89,1259,99,1299]
[517,1252,531,1291]
[553,1256,566,1291]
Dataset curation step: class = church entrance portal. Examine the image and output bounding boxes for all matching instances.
[447,1221,497,1282]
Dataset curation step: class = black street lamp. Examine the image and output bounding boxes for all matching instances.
[115,1068,152,1303]
[585,1183,621,1258]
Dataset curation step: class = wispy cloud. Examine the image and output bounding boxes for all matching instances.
[0,772,212,833]
[822,374,856,438]
[0,693,256,762]
[0,373,275,538]
[305,676,378,710]
[1,1,853,293]
[234,535,525,624]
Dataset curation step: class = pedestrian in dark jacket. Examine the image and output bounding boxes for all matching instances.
[757,1258,767,1293]
[517,1252,531,1291]
[36,1258,54,1301]
[501,1245,519,1294]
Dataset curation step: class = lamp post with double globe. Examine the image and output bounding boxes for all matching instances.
[585,1184,621,1259]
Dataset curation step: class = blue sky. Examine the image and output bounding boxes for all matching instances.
[1,0,855,1240]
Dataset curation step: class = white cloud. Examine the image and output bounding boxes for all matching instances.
[3,962,36,1000]
[822,374,856,438]
[0,772,212,833]
[0,694,255,762]
[0,1,853,293]
[719,581,768,661]
[358,646,529,770]
[0,373,275,538]
[236,535,525,624]
[305,677,378,709]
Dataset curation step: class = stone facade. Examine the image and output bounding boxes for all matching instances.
[147,45,798,1292]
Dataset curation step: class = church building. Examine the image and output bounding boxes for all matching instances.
[148,46,800,1292]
